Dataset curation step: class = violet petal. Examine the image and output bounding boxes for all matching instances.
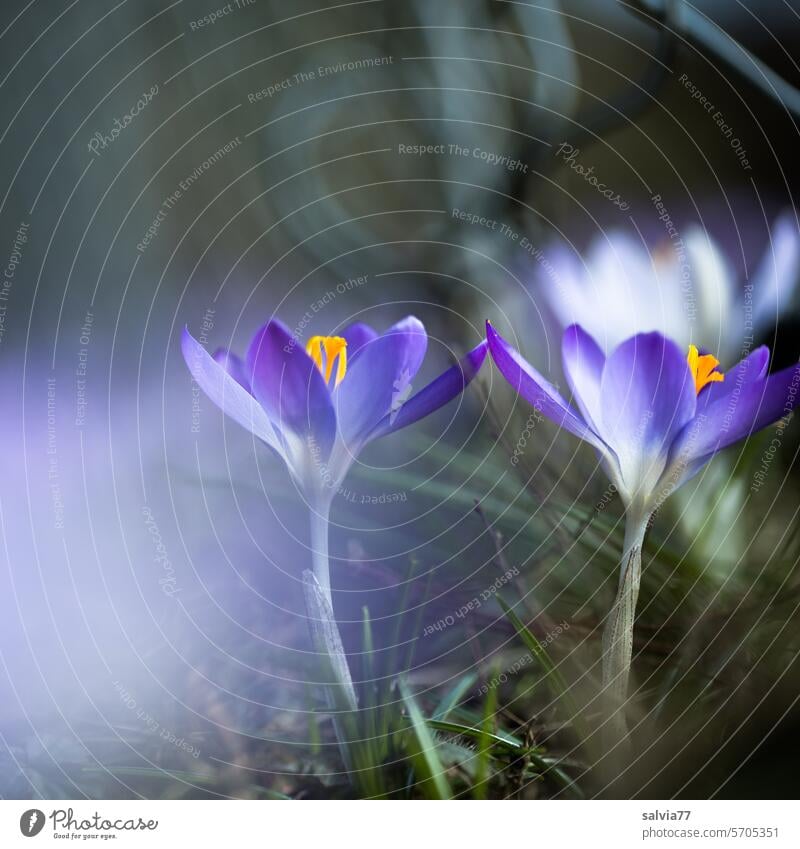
[671,361,800,473]
[246,318,337,462]
[182,328,280,452]
[562,324,606,432]
[341,322,378,361]
[599,332,696,492]
[334,316,428,450]
[367,339,488,441]
[212,348,251,392]
[486,321,606,450]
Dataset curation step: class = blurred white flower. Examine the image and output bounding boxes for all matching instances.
[539,215,800,362]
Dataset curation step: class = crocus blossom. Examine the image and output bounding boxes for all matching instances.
[182,316,487,600]
[487,321,799,519]
[486,319,800,742]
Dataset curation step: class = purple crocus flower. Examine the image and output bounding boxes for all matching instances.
[486,319,800,742]
[182,316,487,601]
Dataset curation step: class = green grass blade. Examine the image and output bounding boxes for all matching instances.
[473,674,497,799]
[427,718,523,751]
[425,721,581,797]
[398,680,453,800]
[357,606,387,798]
[497,596,583,732]
[432,673,478,720]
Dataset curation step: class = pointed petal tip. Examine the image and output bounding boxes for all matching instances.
[250,316,296,349]
[562,322,603,350]
[340,321,378,360]
[180,325,204,367]
[610,329,688,364]
[458,337,489,377]
[386,315,426,338]
[485,319,503,347]
[752,345,770,379]
[472,336,489,358]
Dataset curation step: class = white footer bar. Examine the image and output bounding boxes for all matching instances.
[1,799,797,847]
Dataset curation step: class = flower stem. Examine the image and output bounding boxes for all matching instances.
[304,497,359,778]
[601,509,648,752]
[309,497,333,607]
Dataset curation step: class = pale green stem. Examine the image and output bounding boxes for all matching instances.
[309,497,333,607]
[601,509,649,752]
[304,495,358,777]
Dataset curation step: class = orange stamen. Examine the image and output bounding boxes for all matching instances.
[687,344,724,394]
[306,335,347,387]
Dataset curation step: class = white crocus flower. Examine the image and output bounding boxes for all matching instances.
[541,215,799,362]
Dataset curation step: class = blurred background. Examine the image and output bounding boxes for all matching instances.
[1,0,799,799]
